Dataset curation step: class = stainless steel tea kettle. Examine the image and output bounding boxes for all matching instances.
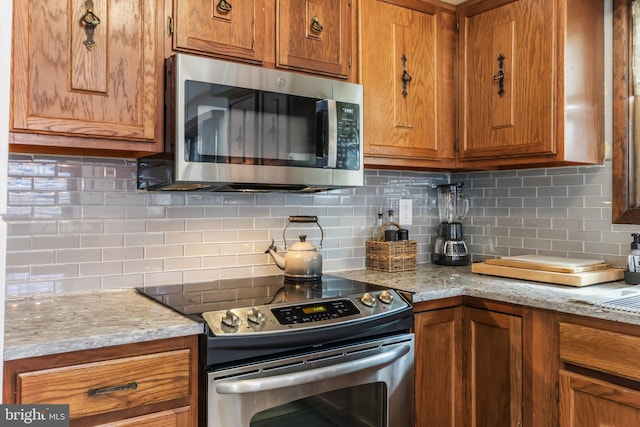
[265,216,323,281]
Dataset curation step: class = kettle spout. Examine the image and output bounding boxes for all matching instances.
[265,240,286,270]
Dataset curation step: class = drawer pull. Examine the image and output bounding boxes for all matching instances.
[88,381,138,397]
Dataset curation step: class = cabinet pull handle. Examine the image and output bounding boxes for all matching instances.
[311,16,324,33]
[493,53,506,97]
[217,0,232,13]
[80,0,101,51]
[88,381,138,397]
[401,54,412,98]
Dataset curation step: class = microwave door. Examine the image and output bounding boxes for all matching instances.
[262,93,288,164]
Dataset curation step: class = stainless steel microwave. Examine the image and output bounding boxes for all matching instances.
[137,54,364,192]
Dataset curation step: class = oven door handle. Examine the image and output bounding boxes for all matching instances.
[215,343,411,395]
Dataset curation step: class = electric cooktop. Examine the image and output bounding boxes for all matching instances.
[136,274,397,323]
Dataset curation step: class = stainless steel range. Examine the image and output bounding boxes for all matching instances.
[137,275,414,427]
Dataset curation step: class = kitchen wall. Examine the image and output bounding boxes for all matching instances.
[5,153,638,298]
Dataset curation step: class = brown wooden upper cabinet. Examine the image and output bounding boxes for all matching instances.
[10,0,164,157]
[457,0,605,169]
[171,0,354,80]
[172,0,266,65]
[359,0,457,170]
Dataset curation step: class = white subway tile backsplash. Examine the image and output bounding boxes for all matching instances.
[143,271,183,285]
[103,247,144,262]
[165,256,201,271]
[203,231,240,243]
[56,248,102,264]
[31,264,79,280]
[123,259,162,274]
[146,245,184,259]
[5,154,639,296]
[166,231,203,245]
[7,250,54,266]
[79,261,123,277]
[80,234,124,248]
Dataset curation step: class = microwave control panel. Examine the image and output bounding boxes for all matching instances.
[336,102,360,170]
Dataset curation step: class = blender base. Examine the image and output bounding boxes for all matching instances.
[432,253,470,266]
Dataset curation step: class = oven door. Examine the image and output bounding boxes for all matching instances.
[207,333,414,427]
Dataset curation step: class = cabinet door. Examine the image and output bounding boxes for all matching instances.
[174,0,265,63]
[464,307,522,427]
[11,0,162,149]
[361,1,456,169]
[414,308,463,427]
[276,0,352,79]
[559,370,640,427]
[458,0,555,161]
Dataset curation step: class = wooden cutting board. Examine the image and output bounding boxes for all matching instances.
[471,262,625,287]
[485,255,609,273]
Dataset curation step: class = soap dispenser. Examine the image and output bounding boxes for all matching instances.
[626,233,640,284]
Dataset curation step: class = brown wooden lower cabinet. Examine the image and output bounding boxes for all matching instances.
[464,306,522,427]
[559,370,640,427]
[558,315,640,427]
[414,305,463,427]
[3,336,199,427]
[414,298,558,427]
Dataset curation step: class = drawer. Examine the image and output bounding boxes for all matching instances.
[559,322,640,382]
[16,349,191,420]
[95,406,192,427]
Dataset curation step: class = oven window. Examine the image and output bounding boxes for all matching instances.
[249,383,387,427]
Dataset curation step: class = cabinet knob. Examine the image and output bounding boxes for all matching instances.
[217,0,232,13]
[311,16,324,33]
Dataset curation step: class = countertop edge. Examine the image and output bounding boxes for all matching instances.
[3,323,204,361]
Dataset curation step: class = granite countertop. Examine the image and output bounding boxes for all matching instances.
[6,264,640,361]
[4,290,204,361]
[333,264,640,325]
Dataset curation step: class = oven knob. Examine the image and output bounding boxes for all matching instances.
[360,292,377,307]
[378,290,394,304]
[221,310,240,328]
[248,307,267,325]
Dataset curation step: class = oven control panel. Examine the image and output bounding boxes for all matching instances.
[202,289,409,336]
[271,299,360,325]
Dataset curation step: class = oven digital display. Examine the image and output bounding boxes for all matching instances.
[271,299,361,325]
[302,305,327,314]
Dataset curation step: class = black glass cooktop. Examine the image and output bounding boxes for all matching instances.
[136,275,385,322]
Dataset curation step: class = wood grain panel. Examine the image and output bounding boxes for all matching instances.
[174,0,265,63]
[490,20,514,129]
[559,370,640,427]
[360,0,456,169]
[414,308,463,427]
[459,0,555,159]
[560,322,640,382]
[277,0,351,78]
[464,307,522,427]
[95,406,191,427]
[17,350,191,420]
[71,0,108,93]
[11,0,162,147]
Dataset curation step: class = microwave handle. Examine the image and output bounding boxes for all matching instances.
[316,99,337,168]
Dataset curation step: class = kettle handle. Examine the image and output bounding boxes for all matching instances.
[288,215,318,223]
[283,216,324,250]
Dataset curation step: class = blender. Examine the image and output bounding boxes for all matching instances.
[432,183,470,266]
